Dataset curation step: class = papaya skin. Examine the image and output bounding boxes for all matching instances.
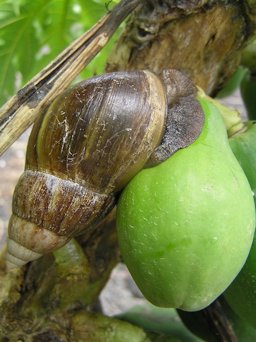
[224,123,256,328]
[116,95,255,312]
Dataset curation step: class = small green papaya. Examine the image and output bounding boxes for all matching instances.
[240,71,256,120]
[224,123,256,328]
[116,95,255,311]
[177,298,256,342]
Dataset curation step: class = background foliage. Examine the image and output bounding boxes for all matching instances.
[0,0,120,107]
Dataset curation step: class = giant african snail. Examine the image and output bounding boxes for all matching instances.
[5,69,203,269]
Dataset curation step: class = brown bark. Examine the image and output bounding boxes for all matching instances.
[106,0,256,95]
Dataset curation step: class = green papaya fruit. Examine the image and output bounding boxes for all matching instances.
[177,298,256,342]
[224,122,256,328]
[217,66,247,99]
[116,94,255,311]
[240,71,256,120]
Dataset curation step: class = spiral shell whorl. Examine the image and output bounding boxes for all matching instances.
[12,170,115,236]
[6,218,69,269]
[7,170,115,268]
[6,239,42,269]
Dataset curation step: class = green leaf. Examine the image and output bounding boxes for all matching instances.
[0,0,120,106]
[0,0,45,105]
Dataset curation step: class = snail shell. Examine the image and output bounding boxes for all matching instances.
[6,70,167,269]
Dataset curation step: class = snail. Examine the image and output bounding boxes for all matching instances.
[5,69,204,269]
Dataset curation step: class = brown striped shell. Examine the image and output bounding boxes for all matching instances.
[6,70,167,269]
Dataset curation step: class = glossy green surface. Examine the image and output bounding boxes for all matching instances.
[225,123,256,328]
[117,96,255,311]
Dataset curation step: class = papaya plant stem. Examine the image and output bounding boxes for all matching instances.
[0,0,142,157]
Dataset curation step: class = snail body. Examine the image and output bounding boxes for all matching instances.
[6,71,167,268]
